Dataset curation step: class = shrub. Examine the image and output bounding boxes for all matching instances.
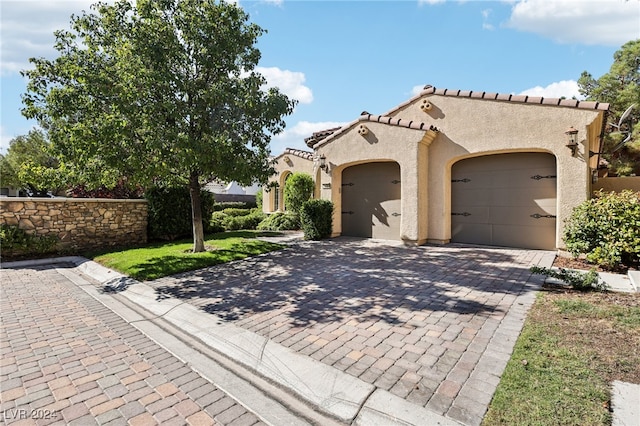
[284,173,314,216]
[257,212,300,231]
[255,188,263,210]
[530,266,608,292]
[563,190,640,269]
[145,186,215,241]
[0,224,58,258]
[300,199,333,240]
[221,209,265,231]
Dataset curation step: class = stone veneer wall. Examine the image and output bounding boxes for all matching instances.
[0,197,148,251]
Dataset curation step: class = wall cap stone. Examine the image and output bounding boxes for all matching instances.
[0,197,147,203]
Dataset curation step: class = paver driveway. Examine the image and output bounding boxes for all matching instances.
[148,237,553,424]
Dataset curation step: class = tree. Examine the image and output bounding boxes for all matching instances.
[578,39,640,175]
[22,0,296,251]
[0,129,63,196]
[283,172,314,216]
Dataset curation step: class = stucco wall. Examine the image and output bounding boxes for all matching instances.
[593,177,640,193]
[265,152,316,213]
[1,197,148,252]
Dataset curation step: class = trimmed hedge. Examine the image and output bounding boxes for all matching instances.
[0,224,58,258]
[300,199,333,240]
[257,212,300,231]
[146,186,215,241]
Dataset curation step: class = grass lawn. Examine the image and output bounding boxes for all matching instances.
[483,288,640,426]
[88,230,284,281]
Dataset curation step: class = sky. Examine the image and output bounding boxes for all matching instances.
[1,0,639,156]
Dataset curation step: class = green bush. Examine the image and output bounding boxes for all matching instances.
[145,186,215,241]
[563,190,640,269]
[284,173,314,216]
[300,199,333,240]
[255,188,263,210]
[257,212,300,231]
[210,208,265,231]
[0,224,58,258]
[221,208,251,217]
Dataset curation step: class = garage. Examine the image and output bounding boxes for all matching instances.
[451,152,557,250]
[342,162,401,240]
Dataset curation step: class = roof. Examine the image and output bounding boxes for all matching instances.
[307,85,610,150]
[384,85,610,116]
[304,127,341,148]
[283,147,314,161]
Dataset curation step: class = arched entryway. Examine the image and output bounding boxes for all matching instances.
[341,162,401,240]
[451,152,557,250]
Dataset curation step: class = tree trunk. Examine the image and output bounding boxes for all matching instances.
[189,172,205,253]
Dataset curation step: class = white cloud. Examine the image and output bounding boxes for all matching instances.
[255,67,313,104]
[1,126,12,154]
[270,120,347,153]
[506,0,640,46]
[1,1,99,76]
[518,79,584,99]
[418,0,446,5]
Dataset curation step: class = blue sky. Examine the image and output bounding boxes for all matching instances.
[1,0,639,155]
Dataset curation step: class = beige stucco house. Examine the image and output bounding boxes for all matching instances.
[264,86,609,250]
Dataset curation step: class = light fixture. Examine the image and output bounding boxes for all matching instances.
[318,154,327,171]
[565,126,579,156]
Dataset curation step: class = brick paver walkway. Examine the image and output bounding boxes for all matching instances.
[0,265,265,426]
[149,238,550,423]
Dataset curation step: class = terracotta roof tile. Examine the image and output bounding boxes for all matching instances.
[559,99,579,107]
[283,147,314,160]
[304,127,341,148]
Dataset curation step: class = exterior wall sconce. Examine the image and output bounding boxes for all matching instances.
[420,99,433,112]
[565,126,579,156]
[318,154,327,171]
[358,124,369,136]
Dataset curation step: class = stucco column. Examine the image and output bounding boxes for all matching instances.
[400,130,438,245]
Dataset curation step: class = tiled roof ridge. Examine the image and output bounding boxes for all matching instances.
[283,147,314,160]
[304,127,342,148]
[362,114,439,132]
[383,85,610,116]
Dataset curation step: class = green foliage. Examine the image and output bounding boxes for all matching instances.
[257,212,300,231]
[0,224,58,258]
[255,187,263,210]
[0,129,64,196]
[563,190,640,269]
[283,173,314,216]
[579,39,640,175]
[300,199,333,240]
[21,0,296,251]
[530,266,608,292]
[145,186,215,241]
[210,208,265,231]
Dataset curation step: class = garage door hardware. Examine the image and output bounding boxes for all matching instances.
[451,178,471,183]
[342,183,354,187]
[391,180,401,184]
[342,211,355,215]
[391,212,401,217]
[530,213,556,219]
[530,174,557,180]
[452,212,472,216]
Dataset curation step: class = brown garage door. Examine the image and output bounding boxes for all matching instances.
[342,162,401,240]
[451,152,557,250]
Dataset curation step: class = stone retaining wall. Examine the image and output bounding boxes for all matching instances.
[0,197,148,252]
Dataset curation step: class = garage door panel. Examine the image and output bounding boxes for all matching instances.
[492,224,556,250]
[343,162,401,240]
[451,223,492,245]
[451,153,557,250]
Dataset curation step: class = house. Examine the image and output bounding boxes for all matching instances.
[264,86,609,250]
